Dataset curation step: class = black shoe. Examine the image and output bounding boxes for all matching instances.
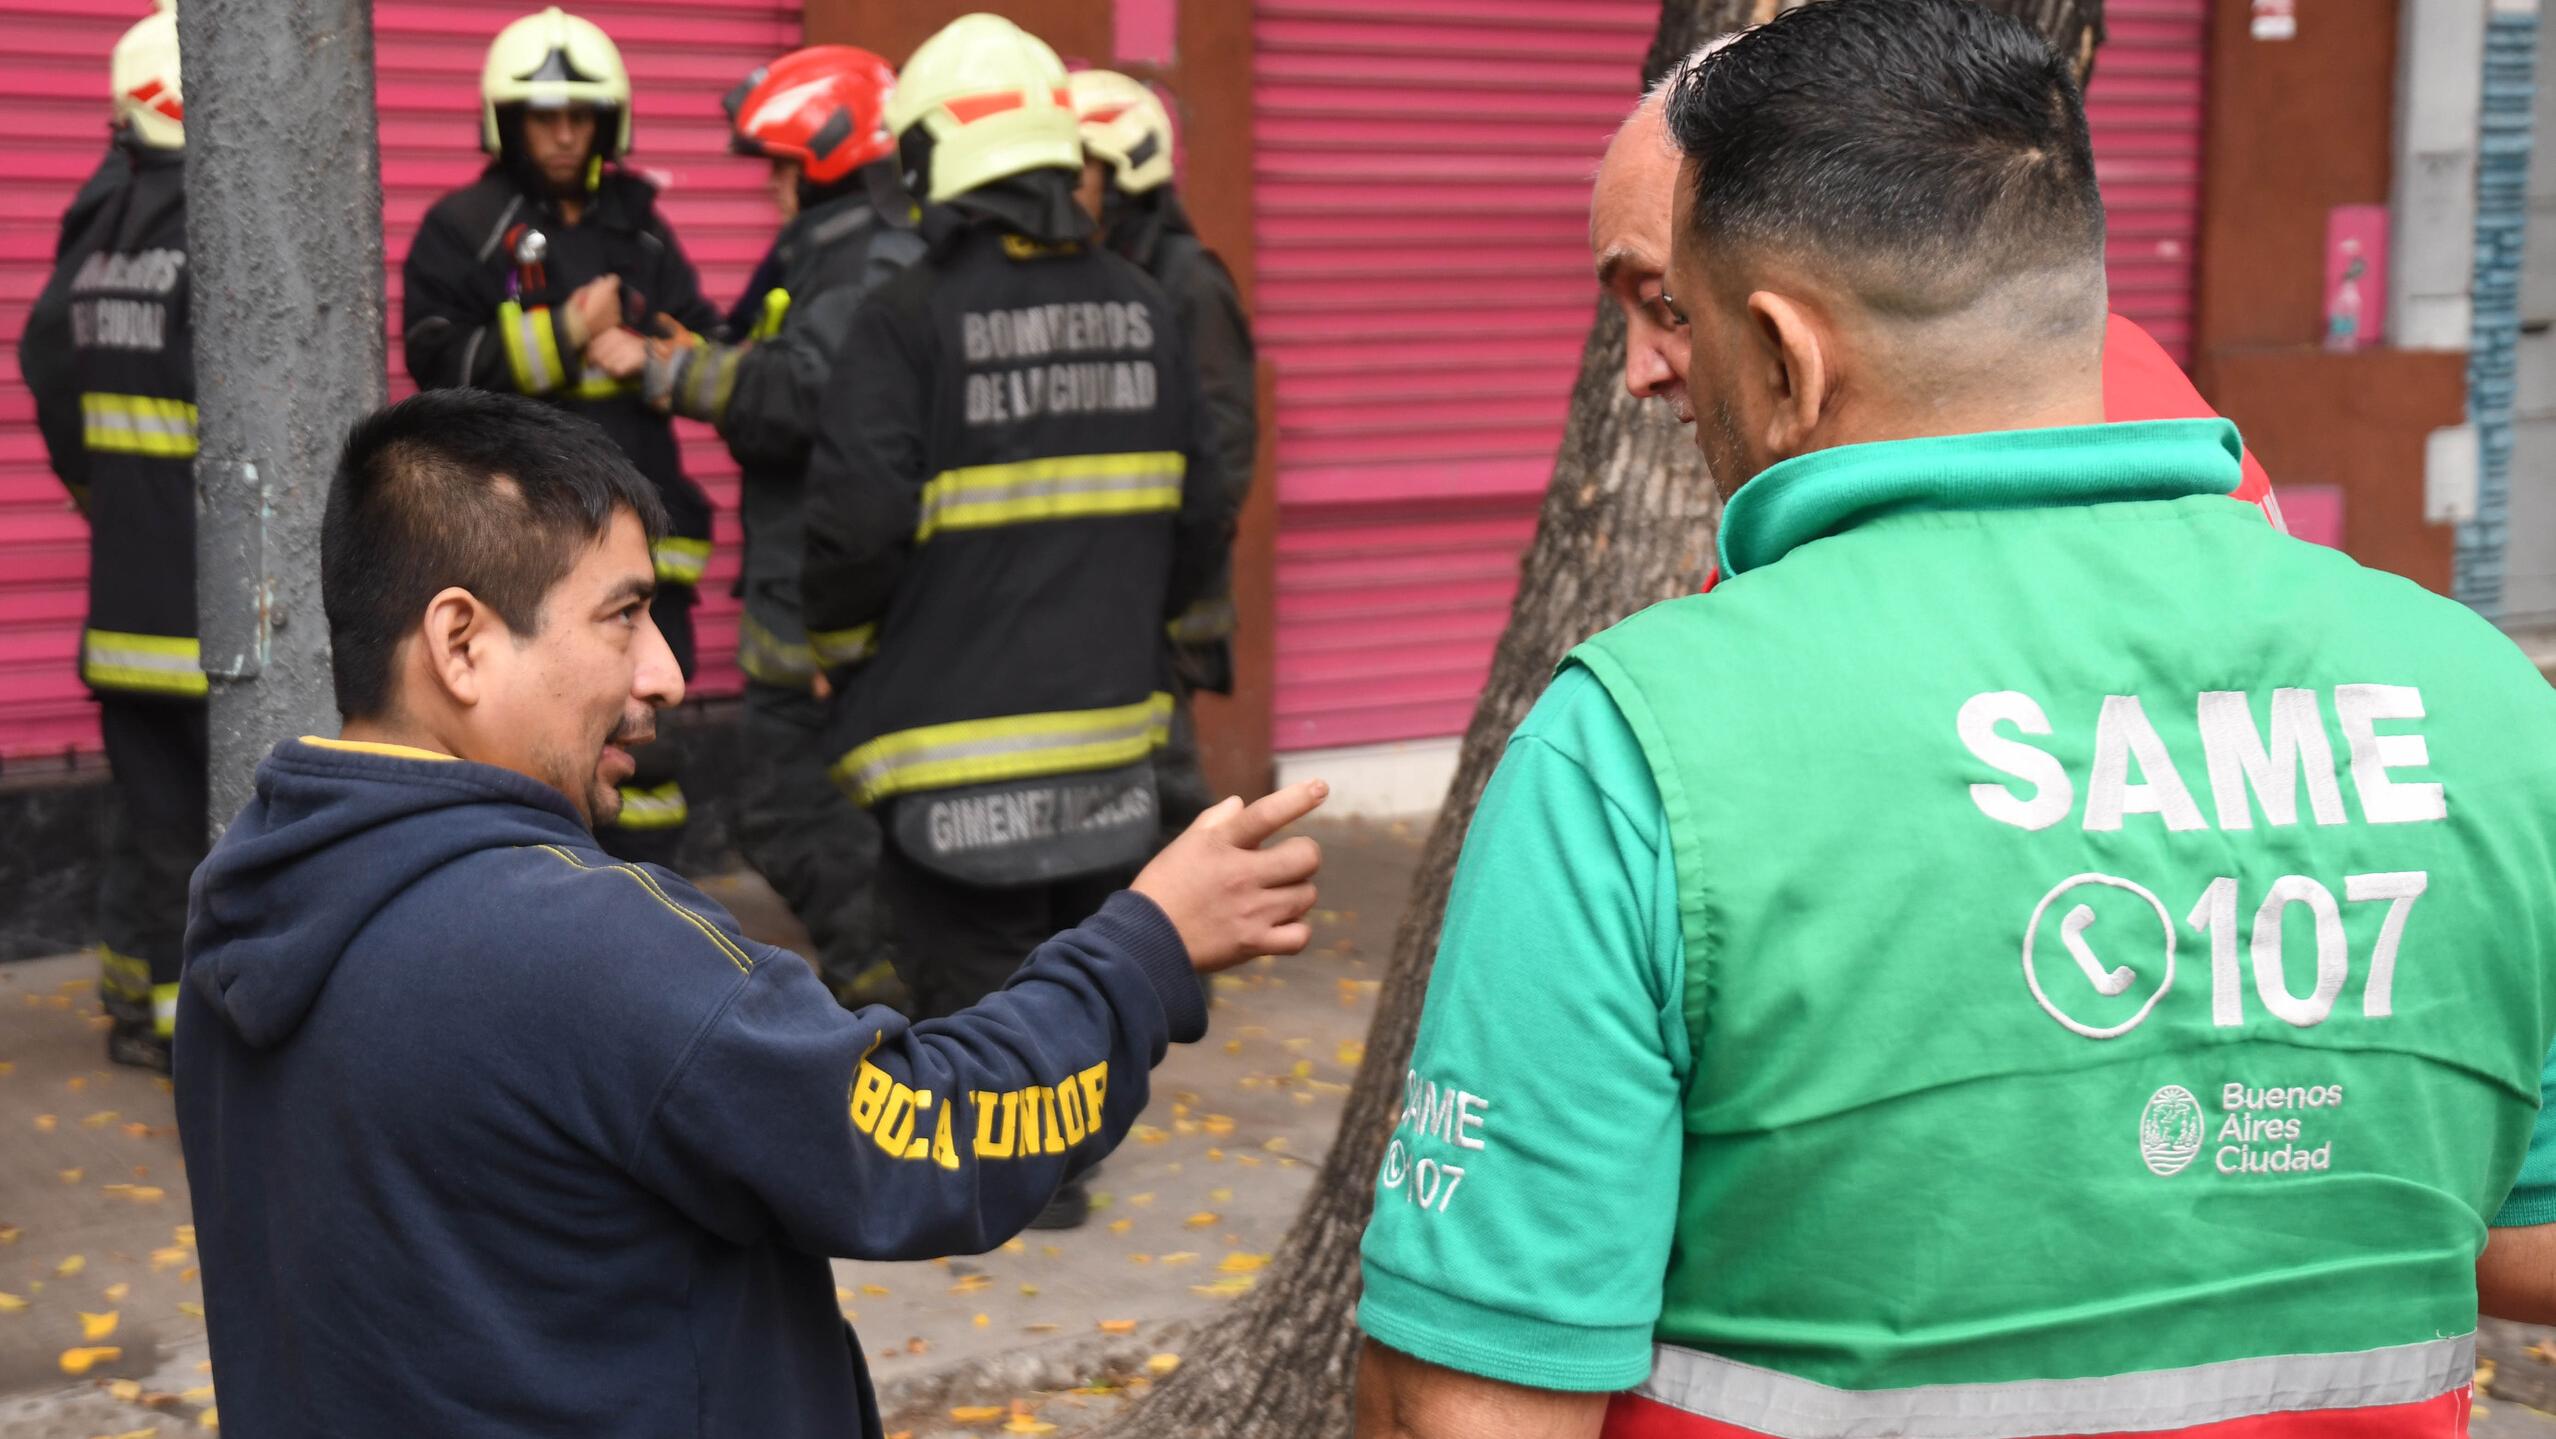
[1027,1178,1092,1230]
[108,1021,171,1075]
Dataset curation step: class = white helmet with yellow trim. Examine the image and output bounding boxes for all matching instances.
[111,2,183,151]
[1068,70,1173,196]
[886,14,1078,203]
[480,7,633,159]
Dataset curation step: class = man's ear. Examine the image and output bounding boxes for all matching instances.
[419,586,495,710]
[1746,288,1832,462]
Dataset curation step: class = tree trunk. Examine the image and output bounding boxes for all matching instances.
[1110,1,2102,1432]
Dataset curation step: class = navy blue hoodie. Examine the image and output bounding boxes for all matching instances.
[175,738,1206,1438]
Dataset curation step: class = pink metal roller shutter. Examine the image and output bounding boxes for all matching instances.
[380,0,800,707]
[0,0,791,767]
[2088,0,2209,364]
[1252,0,2212,754]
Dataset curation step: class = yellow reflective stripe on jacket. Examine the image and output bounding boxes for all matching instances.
[572,367,639,401]
[82,629,206,697]
[830,692,1174,807]
[652,537,711,586]
[739,611,820,686]
[497,299,568,394]
[680,344,743,422]
[611,780,688,831]
[152,982,179,1039]
[1168,596,1237,645]
[80,393,199,458]
[915,452,1185,541]
[749,287,792,342]
[808,622,877,670]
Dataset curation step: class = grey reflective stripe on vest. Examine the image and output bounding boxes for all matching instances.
[1632,1334,2473,1439]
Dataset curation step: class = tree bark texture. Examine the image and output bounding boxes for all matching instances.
[1111,0,2101,1431]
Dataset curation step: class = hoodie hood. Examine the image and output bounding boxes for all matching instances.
[186,739,590,1049]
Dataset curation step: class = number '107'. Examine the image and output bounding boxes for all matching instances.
[2188,871,2428,1028]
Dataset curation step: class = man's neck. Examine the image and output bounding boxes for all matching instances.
[338,712,460,761]
[1829,386,2107,451]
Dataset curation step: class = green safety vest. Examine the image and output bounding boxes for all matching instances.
[1570,419,2556,1436]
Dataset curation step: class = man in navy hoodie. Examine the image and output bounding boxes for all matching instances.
[174,388,1326,1438]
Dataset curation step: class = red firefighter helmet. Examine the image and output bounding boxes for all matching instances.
[723,45,899,186]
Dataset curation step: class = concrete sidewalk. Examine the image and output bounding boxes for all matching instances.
[0,816,1414,1437]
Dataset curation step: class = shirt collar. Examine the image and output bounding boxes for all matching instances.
[1715,418,2245,578]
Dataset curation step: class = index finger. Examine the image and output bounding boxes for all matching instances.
[1218,779,1329,850]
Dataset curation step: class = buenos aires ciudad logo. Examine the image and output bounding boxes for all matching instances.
[2140,1085,2205,1176]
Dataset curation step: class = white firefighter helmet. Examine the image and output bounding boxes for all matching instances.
[886,14,1078,203]
[110,3,183,151]
[480,7,633,158]
[1068,70,1174,196]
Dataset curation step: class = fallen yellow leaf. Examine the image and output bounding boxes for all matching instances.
[972,1313,990,1328]
[33,1115,56,1133]
[1002,1419,1056,1434]
[200,1410,217,1431]
[1262,1137,1290,1153]
[0,1059,12,1076]
[1209,1187,1233,1203]
[1190,1276,1256,1299]
[1128,1253,1152,1264]
[835,1286,853,1303]
[1219,1252,1269,1273]
[1127,1192,1155,1207]
[1160,1251,1198,1266]
[80,1310,118,1339]
[1337,1041,1366,1068]
[948,1273,990,1294]
[105,1282,130,1302]
[175,1226,195,1247]
[2533,1339,2556,1365]
[1018,1283,1038,1296]
[0,1292,26,1312]
[1222,1040,1241,1055]
[861,1283,890,1297]
[1184,1212,1219,1228]
[1108,1219,1133,1234]
[1205,1148,1225,1162]
[57,1255,85,1277]
[1132,1124,1167,1145]
[1002,1238,1026,1254]
[58,1344,120,1375]
[1201,1115,1236,1136]
[1291,1060,1314,1080]
[58,1169,82,1185]
[180,1386,213,1404]
[0,1224,18,1244]
[124,1123,152,1140]
[82,1111,118,1128]
[105,1427,155,1439]
[1146,1353,1181,1375]
[125,1187,166,1204]
[948,1404,1004,1422]
[108,1378,143,1401]
[1098,1319,1138,1334]
[176,1301,203,1318]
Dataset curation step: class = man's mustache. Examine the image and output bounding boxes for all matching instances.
[608,716,657,749]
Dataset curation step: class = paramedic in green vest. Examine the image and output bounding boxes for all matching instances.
[1354,2,2556,1436]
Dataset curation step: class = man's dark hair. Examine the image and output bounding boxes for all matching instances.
[322,389,668,719]
[1665,0,2106,320]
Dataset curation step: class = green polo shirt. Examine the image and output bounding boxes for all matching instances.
[1357,425,2556,1394]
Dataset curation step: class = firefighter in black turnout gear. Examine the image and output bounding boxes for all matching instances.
[802,16,1235,1090]
[19,6,197,1071]
[402,6,719,865]
[1071,70,1260,840]
[642,45,923,1008]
